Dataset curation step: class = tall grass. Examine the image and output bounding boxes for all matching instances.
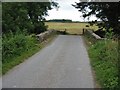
[0,36,2,75]
[2,32,40,74]
[84,32,119,88]
[2,32,38,63]
[2,31,57,74]
[89,40,118,88]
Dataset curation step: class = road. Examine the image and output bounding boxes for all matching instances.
[2,35,94,88]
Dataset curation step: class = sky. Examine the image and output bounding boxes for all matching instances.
[45,0,98,22]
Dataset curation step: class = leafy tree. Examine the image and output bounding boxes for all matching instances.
[72,1,120,35]
[2,2,58,34]
[47,19,72,22]
[2,3,28,33]
[0,2,1,35]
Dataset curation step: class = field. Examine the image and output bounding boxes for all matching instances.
[45,22,98,34]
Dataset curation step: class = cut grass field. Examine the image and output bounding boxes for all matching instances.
[45,22,98,35]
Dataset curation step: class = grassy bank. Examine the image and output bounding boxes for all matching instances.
[0,36,1,76]
[45,22,98,35]
[84,33,119,88]
[2,32,57,75]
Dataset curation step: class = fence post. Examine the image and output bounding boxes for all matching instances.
[83,28,85,35]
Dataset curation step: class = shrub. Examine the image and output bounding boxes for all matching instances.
[2,32,38,63]
[89,40,118,88]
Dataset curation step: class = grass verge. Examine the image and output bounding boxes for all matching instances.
[83,33,119,89]
[2,33,57,75]
[0,36,1,76]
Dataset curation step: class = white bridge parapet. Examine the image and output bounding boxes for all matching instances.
[36,30,56,42]
[86,29,104,40]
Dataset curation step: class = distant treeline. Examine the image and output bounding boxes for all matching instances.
[46,19,72,23]
[45,19,100,23]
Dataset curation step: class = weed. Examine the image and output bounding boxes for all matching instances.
[84,33,118,88]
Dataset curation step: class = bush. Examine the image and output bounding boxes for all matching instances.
[34,22,47,34]
[88,40,118,88]
[2,32,38,63]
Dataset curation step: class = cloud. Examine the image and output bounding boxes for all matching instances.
[46,9,82,21]
[45,0,98,21]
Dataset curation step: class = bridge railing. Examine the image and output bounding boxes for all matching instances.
[83,29,105,40]
[36,30,57,42]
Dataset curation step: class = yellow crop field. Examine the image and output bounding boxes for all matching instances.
[45,22,98,34]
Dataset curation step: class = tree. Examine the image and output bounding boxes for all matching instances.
[72,1,120,35]
[2,2,58,34]
[47,19,72,22]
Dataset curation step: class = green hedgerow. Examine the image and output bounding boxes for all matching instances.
[88,40,118,88]
[2,32,38,63]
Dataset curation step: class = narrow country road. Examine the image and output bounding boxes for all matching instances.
[2,35,94,88]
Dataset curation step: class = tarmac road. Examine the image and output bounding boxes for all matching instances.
[2,35,94,88]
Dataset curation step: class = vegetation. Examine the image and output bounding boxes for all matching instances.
[3,32,37,63]
[0,36,1,75]
[2,31,57,74]
[46,19,72,23]
[2,32,39,74]
[73,2,120,36]
[45,22,98,34]
[2,2,58,34]
[2,2,58,74]
[84,32,119,88]
[73,1,119,88]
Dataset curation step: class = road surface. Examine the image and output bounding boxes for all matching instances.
[2,35,94,88]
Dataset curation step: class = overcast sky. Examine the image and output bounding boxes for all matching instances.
[45,0,98,21]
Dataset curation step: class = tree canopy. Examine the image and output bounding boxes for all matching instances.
[2,2,58,34]
[47,19,72,23]
[73,1,120,35]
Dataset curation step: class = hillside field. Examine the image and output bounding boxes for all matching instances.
[45,22,98,34]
